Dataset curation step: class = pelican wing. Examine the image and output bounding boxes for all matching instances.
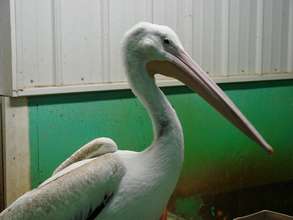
[53,137,118,174]
[0,153,125,220]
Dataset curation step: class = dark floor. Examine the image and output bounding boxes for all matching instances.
[199,180,293,220]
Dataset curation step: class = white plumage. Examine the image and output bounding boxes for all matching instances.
[0,22,272,220]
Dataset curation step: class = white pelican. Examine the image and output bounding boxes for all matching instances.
[0,22,273,220]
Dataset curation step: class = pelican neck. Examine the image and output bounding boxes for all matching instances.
[126,59,183,143]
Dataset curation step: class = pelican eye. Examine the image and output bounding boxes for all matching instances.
[163,38,171,45]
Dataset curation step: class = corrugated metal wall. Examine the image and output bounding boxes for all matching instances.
[10,0,293,95]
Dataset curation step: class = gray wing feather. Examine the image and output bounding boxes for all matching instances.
[53,137,118,175]
[0,153,125,220]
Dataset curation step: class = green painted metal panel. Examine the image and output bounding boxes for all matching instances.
[29,80,293,219]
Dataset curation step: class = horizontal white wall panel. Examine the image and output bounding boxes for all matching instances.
[59,0,103,85]
[0,0,292,96]
[108,0,153,82]
[14,0,55,88]
[0,0,13,96]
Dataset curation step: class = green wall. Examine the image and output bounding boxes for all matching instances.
[28,80,293,219]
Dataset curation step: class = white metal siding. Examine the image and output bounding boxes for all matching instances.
[0,0,13,96]
[3,0,293,96]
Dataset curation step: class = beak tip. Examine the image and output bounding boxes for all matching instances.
[257,138,273,155]
[265,145,274,155]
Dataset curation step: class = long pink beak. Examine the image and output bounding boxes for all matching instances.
[147,47,273,154]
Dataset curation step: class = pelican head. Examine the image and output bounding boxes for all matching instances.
[123,22,273,154]
[123,22,183,61]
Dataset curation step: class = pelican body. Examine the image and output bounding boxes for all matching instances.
[0,22,273,220]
